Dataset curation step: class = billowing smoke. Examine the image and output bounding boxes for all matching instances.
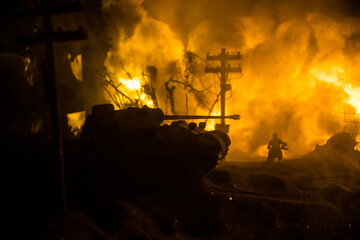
[101,0,360,160]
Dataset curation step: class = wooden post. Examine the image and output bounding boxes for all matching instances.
[205,48,241,132]
[16,0,87,213]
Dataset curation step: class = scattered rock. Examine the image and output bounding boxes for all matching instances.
[247,174,287,193]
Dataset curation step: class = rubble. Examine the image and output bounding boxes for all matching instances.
[306,132,360,165]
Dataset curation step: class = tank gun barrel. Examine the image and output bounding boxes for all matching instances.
[163,114,241,120]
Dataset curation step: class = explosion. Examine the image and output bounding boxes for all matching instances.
[99,0,360,160]
[311,66,360,112]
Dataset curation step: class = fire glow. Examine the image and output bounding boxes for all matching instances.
[98,0,360,159]
[311,67,360,113]
[119,77,141,90]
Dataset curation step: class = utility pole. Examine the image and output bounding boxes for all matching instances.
[16,0,87,213]
[205,48,241,132]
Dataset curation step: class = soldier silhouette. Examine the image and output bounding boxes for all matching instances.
[267,133,287,163]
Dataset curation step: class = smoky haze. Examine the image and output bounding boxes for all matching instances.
[142,0,360,44]
[101,0,360,160]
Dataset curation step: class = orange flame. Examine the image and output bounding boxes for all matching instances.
[101,1,360,160]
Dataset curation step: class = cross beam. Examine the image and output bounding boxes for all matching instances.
[16,27,87,44]
[205,48,242,132]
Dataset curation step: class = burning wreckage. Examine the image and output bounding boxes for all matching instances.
[64,103,240,201]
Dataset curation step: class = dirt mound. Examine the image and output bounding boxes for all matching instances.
[306,132,360,165]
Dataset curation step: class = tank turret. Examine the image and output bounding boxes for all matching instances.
[64,104,240,202]
[81,103,239,137]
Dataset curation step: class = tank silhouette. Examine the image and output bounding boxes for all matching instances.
[64,104,240,204]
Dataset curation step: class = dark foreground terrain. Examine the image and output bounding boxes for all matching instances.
[2,133,360,239]
[205,158,360,239]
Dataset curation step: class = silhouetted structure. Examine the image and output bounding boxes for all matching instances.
[62,103,235,236]
[16,1,88,213]
[307,132,360,164]
[65,104,234,201]
[205,48,241,132]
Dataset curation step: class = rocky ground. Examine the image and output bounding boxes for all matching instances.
[205,158,360,239]
[2,133,360,239]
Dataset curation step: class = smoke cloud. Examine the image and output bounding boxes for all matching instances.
[101,0,360,160]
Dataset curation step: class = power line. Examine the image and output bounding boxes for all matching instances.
[205,48,241,132]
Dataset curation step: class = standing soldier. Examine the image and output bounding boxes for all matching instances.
[267,133,287,163]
